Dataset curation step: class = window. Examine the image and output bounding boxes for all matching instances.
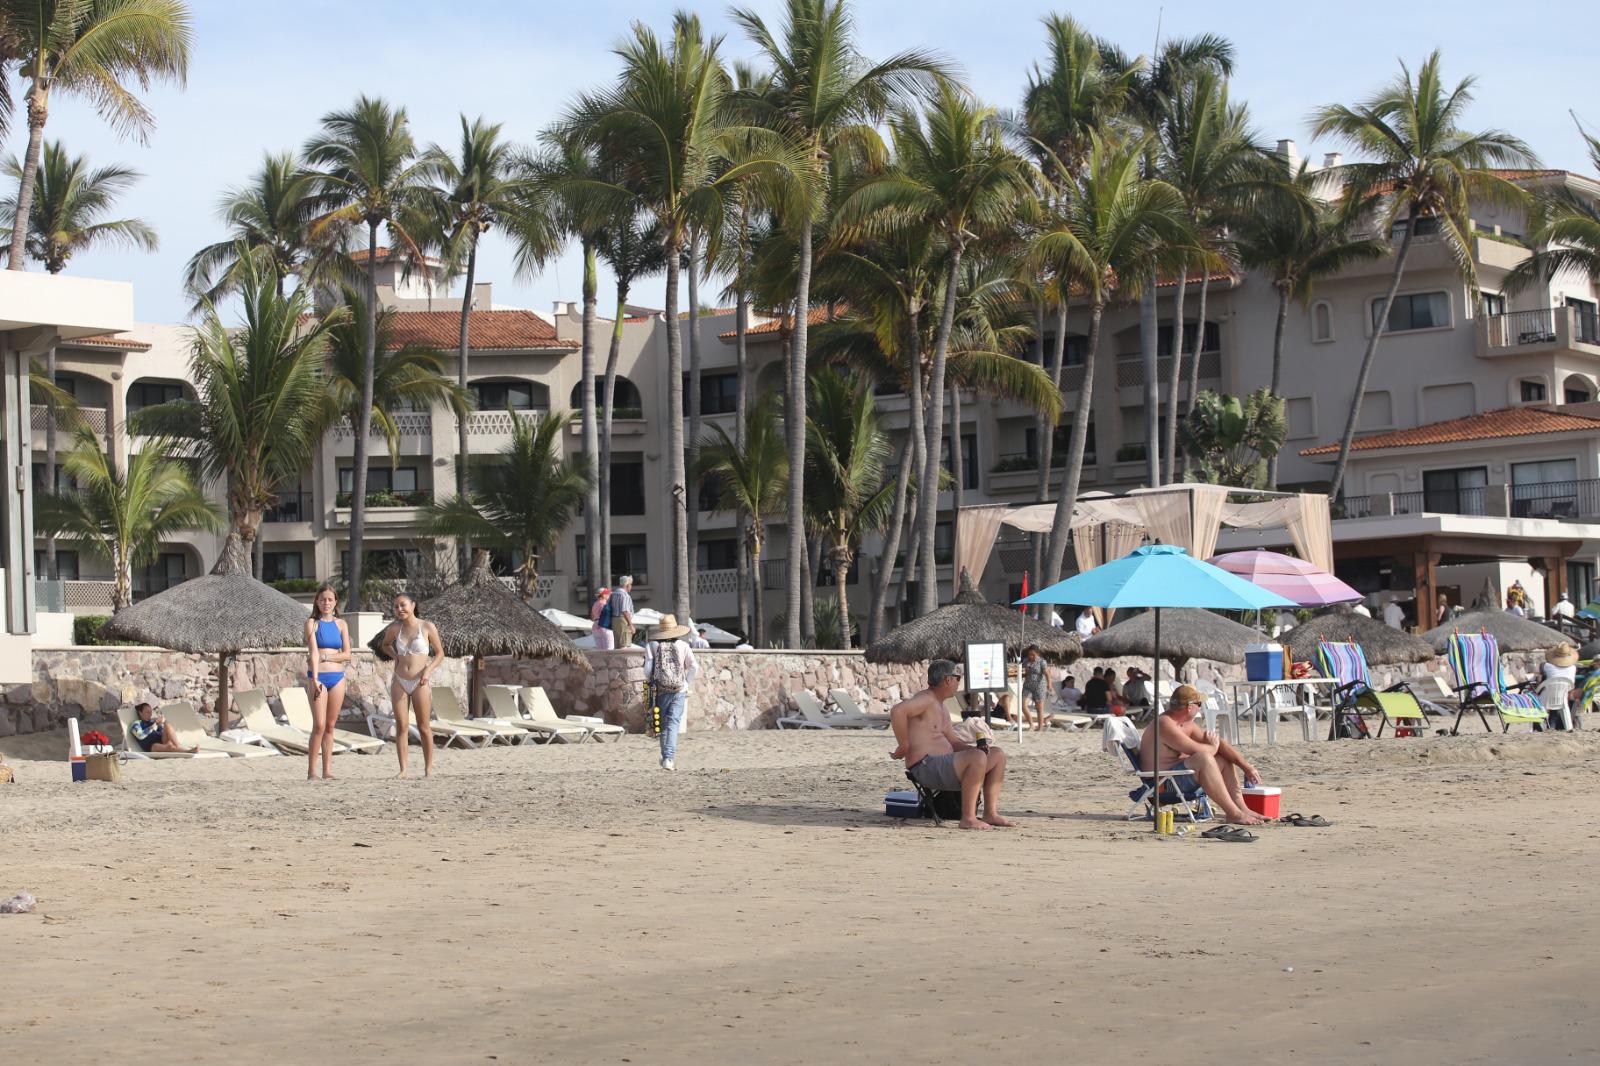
[939,433,979,491]
[1311,302,1333,342]
[697,538,739,571]
[1390,215,1441,241]
[261,552,304,582]
[697,472,722,513]
[127,380,182,412]
[1285,397,1316,440]
[34,549,78,580]
[339,466,418,494]
[933,521,953,565]
[611,461,645,516]
[1569,297,1599,345]
[1028,334,1089,369]
[31,463,74,493]
[691,372,739,416]
[1519,379,1548,403]
[1155,321,1221,354]
[353,548,422,580]
[611,542,648,585]
[471,379,544,410]
[1481,292,1506,317]
[1373,292,1449,332]
[1422,466,1487,515]
[486,547,527,578]
[1511,458,1579,518]
[136,552,187,597]
[1565,381,1592,404]
[570,377,643,416]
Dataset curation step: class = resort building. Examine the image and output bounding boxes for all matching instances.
[27,147,1600,637]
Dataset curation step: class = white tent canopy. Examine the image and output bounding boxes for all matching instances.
[688,619,741,645]
[540,607,592,632]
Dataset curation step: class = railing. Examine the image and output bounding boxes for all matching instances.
[462,409,545,435]
[1511,478,1600,519]
[1113,349,1222,388]
[35,578,116,612]
[696,568,747,595]
[334,489,431,508]
[1407,486,1488,516]
[31,404,108,434]
[263,490,313,523]
[1334,495,1372,520]
[1481,306,1600,351]
[1342,479,1600,521]
[331,412,432,439]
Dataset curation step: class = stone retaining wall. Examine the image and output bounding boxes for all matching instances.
[6,645,1555,738]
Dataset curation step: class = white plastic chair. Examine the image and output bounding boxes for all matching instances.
[1265,686,1316,743]
[1199,691,1239,743]
[1539,677,1574,731]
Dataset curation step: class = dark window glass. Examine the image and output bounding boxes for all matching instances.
[611,461,645,516]
[261,552,304,582]
[472,380,541,410]
[1155,321,1221,354]
[1422,467,1487,515]
[1520,379,1547,402]
[1373,292,1449,332]
[697,538,739,570]
[35,549,79,580]
[127,381,183,412]
[339,466,419,494]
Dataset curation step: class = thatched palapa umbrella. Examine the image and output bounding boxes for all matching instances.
[1279,606,1435,665]
[864,574,1081,666]
[368,551,588,714]
[1420,609,1568,654]
[1081,607,1262,674]
[98,534,307,735]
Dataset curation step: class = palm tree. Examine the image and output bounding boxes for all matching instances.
[805,369,892,648]
[1230,159,1386,486]
[422,410,593,602]
[324,287,471,471]
[1507,125,1600,294]
[431,116,550,506]
[696,391,787,647]
[839,84,1034,614]
[35,425,220,610]
[304,95,441,607]
[1310,51,1536,501]
[2,139,156,579]
[733,0,945,644]
[1030,132,1194,586]
[1179,388,1287,490]
[3,0,192,271]
[183,151,335,304]
[130,256,345,563]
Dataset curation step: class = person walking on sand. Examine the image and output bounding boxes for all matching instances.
[383,592,445,779]
[889,660,1014,830]
[643,613,697,770]
[590,586,615,649]
[610,575,636,648]
[303,585,352,781]
[1020,645,1050,730]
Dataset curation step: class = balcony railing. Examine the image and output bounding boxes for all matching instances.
[1511,478,1600,519]
[35,578,115,612]
[1479,306,1600,354]
[695,568,747,595]
[1113,349,1222,388]
[334,489,431,508]
[31,404,108,434]
[1339,479,1600,521]
[462,409,545,436]
[331,411,432,439]
[1335,495,1372,520]
[264,490,313,523]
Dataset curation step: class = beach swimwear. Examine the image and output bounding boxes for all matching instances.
[391,624,430,696]
[307,617,345,689]
[129,716,164,751]
[907,751,964,792]
[393,676,422,695]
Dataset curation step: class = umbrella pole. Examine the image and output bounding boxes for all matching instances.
[1152,608,1162,833]
[1017,607,1024,749]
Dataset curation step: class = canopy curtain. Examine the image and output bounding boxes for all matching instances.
[953,506,1012,595]
[1217,495,1334,574]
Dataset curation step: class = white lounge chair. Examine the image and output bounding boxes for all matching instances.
[277,687,385,754]
[161,702,280,758]
[430,687,529,745]
[483,685,589,743]
[778,690,869,730]
[116,704,228,760]
[825,688,891,728]
[234,689,324,755]
[522,685,621,742]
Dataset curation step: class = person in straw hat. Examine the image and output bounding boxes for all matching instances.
[1542,643,1578,684]
[1141,684,1266,826]
[643,614,698,770]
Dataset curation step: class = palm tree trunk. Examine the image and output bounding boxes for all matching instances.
[43,344,57,578]
[866,434,913,645]
[685,234,702,609]
[802,534,820,644]
[1139,281,1160,485]
[600,284,628,583]
[344,219,380,609]
[7,88,46,271]
[455,238,478,500]
[948,383,963,598]
[1265,284,1291,489]
[898,326,926,623]
[734,272,750,640]
[113,550,132,613]
[252,532,263,580]
[1045,299,1104,586]
[784,224,813,647]
[834,543,852,650]
[917,243,966,615]
[1033,304,1068,502]
[579,236,601,595]
[1162,267,1189,482]
[1182,272,1213,480]
[750,537,765,647]
[1327,217,1416,501]
[663,238,689,620]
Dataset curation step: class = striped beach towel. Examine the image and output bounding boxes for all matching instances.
[1447,632,1545,717]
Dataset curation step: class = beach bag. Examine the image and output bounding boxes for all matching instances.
[652,641,686,693]
[84,753,120,783]
[597,600,612,628]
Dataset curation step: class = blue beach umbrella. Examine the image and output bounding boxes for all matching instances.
[1017,544,1295,825]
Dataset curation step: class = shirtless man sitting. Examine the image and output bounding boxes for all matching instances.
[889,660,1015,830]
[1140,684,1265,825]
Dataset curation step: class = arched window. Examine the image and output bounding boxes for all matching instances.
[570,376,643,417]
[126,376,190,414]
[1561,375,1593,405]
[1312,301,1333,342]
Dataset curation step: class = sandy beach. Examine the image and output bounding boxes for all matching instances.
[3,725,1599,1065]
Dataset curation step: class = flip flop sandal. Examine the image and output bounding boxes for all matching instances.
[1281,813,1333,827]
[1203,825,1257,841]
[1200,825,1236,839]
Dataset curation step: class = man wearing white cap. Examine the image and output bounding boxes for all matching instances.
[643,614,698,770]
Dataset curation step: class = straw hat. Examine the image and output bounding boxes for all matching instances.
[652,613,692,640]
[1548,642,1579,667]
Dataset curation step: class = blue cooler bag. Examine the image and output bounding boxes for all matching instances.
[885,789,923,818]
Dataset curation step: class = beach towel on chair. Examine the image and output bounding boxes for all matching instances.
[1317,640,1429,738]
[1447,632,1546,732]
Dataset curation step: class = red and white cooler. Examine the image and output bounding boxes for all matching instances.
[1241,785,1281,819]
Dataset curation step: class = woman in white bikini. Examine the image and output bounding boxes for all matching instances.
[382,592,444,778]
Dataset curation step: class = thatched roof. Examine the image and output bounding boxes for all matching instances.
[98,534,307,652]
[1420,609,1569,654]
[1080,607,1262,668]
[366,560,589,669]
[864,576,1081,665]
[1278,607,1435,665]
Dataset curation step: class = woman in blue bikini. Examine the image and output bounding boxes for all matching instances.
[383,592,444,778]
[304,585,352,781]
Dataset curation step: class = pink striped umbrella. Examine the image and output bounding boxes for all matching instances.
[1205,549,1363,607]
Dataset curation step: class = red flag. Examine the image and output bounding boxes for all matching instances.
[1018,570,1029,613]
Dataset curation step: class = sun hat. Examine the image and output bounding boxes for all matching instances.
[652,613,691,640]
[1548,642,1579,667]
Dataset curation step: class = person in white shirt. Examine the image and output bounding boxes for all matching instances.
[1058,675,1082,708]
[1048,610,1065,629]
[1074,607,1099,639]
[689,627,711,650]
[642,614,698,770]
[1382,599,1406,630]
[1552,593,1576,622]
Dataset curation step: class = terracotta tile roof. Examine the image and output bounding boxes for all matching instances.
[386,309,577,352]
[65,333,152,351]
[1300,405,1600,457]
[680,306,737,319]
[719,305,836,339]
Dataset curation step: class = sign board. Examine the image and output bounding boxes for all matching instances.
[964,641,1008,693]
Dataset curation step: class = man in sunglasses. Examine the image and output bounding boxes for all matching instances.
[1139,684,1265,826]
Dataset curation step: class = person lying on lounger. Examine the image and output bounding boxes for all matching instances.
[888,659,1014,831]
[1140,684,1265,826]
[128,702,198,754]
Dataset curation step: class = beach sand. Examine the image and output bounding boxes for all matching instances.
[3,724,1599,1064]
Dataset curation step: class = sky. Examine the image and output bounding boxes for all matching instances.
[24,0,1599,326]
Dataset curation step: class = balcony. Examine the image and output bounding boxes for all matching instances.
[695,567,747,595]
[330,411,433,456]
[461,408,545,438]
[1114,349,1222,388]
[1338,480,1600,522]
[1511,479,1600,520]
[329,489,431,527]
[31,404,108,439]
[1477,306,1600,359]
[263,490,313,523]
[35,578,116,614]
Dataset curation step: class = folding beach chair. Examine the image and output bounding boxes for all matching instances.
[1445,632,1548,734]
[1102,717,1210,824]
[1316,641,1430,739]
